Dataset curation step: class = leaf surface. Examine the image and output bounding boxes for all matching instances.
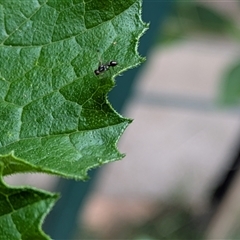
[0,1,147,238]
[0,0,147,179]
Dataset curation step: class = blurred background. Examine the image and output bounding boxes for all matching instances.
[5,1,240,239]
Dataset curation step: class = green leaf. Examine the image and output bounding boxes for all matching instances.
[0,0,147,179]
[220,61,240,106]
[0,163,58,240]
[0,1,147,238]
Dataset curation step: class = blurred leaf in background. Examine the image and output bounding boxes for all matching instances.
[130,204,204,240]
[220,62,240,106]
[159,1,239,45]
